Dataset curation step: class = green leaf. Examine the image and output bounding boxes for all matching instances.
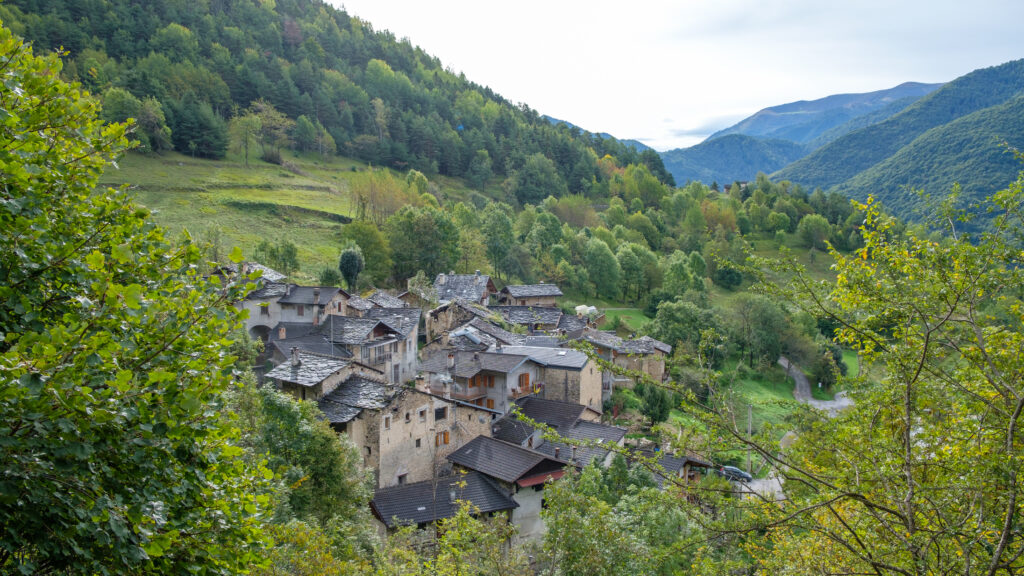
[228,245,244,264]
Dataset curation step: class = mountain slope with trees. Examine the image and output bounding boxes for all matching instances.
[660,134,807,186]
[0,0,671,198]
[706,81,942,145]
[773,58,1024,190]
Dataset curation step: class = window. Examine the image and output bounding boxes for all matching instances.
[415,438,421,448]
[260,305,269,317]
[404,411,410,423]
[434,407,448,421]
[418,409,427,422]
[383,415,391,430]
[397,474,407,485]
[435,431,449,445]
[519,373,530,389]
[365,446,372,456]
[486,398,494,409]
[297,305,304,317]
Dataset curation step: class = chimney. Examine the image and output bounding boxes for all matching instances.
[447,353,455,370]
[570,446,577,462]
[448,486,457,504]
[475,269,480,276]
[313,287,321,305]
[291,347,301,367]
[495,342,502,354]
[554,446,560,459]
[438,274,446,285]
[279,326,286,340]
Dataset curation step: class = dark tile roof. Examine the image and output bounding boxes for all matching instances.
[501,284,563,298]
[638,335,672,354]
[367,290,407,308]
[516,396,585,432]
[278,285,340,306]
[489,306,564,326]
[435,273,493,303]
[371,471,517,528]
[428,298,496,322]
[496,346,588,370]
[265,351,350,387]
[533,421,626,468]
[447,436,559,483]
[267,322,320,343]
[317,375,392,424]
[243,262,287,283]
[366,307,421,339]
[491,415,535,445]
[419,350,531,379]
[446,318,525,351]
[634,449,714,487]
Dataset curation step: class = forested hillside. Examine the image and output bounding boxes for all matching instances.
[660,134,807,186]
[0,0,671,201]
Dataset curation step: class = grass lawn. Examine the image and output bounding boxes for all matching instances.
[601,308,649,334]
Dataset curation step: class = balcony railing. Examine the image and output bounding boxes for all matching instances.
[365,352,392,365]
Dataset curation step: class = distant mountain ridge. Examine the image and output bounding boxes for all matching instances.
[658,81,944,187]
[707,82,943,145]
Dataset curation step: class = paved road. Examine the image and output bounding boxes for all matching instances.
[778,356,854,416]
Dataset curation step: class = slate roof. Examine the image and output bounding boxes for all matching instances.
[243,262,287,283]
[270,335,352,360]
[346,295,374,311]
[278,285,341,306]
[265,351,350,387]
[577,328,671,355]
[366,307,421,339]
[447,436,563,484]
[321,316,391,345]
[434,273,493,303]
[492,398,625,468]
[634,449,714,487]
[446,318,525,351]
[489,306,564,327]
[371,471,517,528]
[557,314,588,335]
[317,375,393,424]
[502,284,563,298]
[246,281,289,300]
[523,335,561,347]
[496,346,588,370]
[419,350,531,379]
[367,290,407,309]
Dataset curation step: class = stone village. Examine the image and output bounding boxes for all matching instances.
[233,265,711,543]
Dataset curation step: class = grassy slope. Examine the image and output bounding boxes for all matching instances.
[99,150,483,282]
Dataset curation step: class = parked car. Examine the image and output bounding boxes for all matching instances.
[717,465,752,483]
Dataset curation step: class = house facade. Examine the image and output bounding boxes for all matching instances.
[419,350,540,414]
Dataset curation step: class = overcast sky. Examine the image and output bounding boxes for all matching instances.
[328,1,1023,151]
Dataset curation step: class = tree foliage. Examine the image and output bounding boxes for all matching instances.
[0,28,263,573]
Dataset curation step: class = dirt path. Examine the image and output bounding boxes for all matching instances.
[778,356,854,416]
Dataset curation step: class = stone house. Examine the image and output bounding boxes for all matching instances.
[447,435,568,541]
[424,298,498,342]
[434,271,496,305]
[319,384,494,489]
[575,328,673,399]
[497,283,563,307]
[264,348,383,402]
[494,345,604,416]
[418,350,540,413]
[239,283,342,341]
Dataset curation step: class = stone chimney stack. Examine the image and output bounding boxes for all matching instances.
[554,446,560,459]
[313,287,321,305]
[279,326,287,340]
[438,273,447,285]
[290,347,301,367]
[447,352,455,370]
[448,486,457,504]
[495,342,502,354]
